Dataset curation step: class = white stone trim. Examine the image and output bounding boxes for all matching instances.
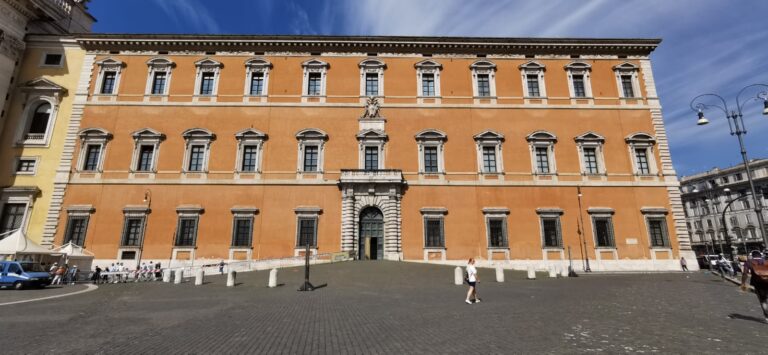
[415,129,447,177]
[11,156,40,176]
[301,59,329,102]
[93,57,124,98]
[415,59,442,104]
[181,128,215,174]
[295,128,328,177]
[574,131,607,177]
[143,57,175,101]
[0,187,40,235]
[243,57,271,101]
[519,60,547,104]
[474,130,505,177]
[526,130,557,176]
[234,128,267,178]
[625,132,659,177]
[39,51,65,68]
[75,128,112,175]
[192,57,223,101]
[359,59,385,98]
[14,86,63,147]
[357,129,387,170]
[564,61,593,103]
[129,128,164,175]
[613,62,642,100]
[470,59,497,103]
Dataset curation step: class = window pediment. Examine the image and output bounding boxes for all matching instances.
[356,129,387,141]
[414,59,442,70]
[415,129,447,142]
[95,57,124,68]
[519,60,545,71]
[565,61,591,71]
[613,62,638,72]
[295,128,328,140]
[131,128,165,141]
[78,127,112,140]
[470,60,496,70]
[473,130,504,142]
[245,57,272,69]
[194,57,223,68]
[359,59,386,69]
[302,59,329,69]
[19,77,67,96]
[146,57,175,68]
[526,130,557,143]
[235,128,267,140]
[182,128,215,141]
[625,132,655,144]
[574,131,604,143]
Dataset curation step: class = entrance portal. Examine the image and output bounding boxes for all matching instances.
[359,207,384,260]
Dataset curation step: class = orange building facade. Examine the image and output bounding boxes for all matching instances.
[51,35,696,271]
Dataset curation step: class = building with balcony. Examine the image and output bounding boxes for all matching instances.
[679,159,768,256]
[49,34,693,271]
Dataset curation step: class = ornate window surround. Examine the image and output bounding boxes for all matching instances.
[143,57,175,101]
[93,57,125,99]
[420,207,447,261]
[537,207,565,260]
[117,205,150,260]
[181,128,215,175]
[470,60,497,102]
[519,60,547,103]
[193,57,223,101]
[243,57,272,102]
[526,130,557,176]
[234,128,267,178]
[294,206,321,256]
[415,129,447,177]
[130,128,165,176]
[295,128,329,177]
[14,77,66,147]
[356,129,387,170]
[641,207,671,250]
[613,62,642,100]
[62,204,94,246]
[414,59,442,103]
[564,61,593,102]
[230,206,259,260]
[473,130,505,178]
[301,59,329,102]
[76,128,112,175]
[172,205,203,261]
[574,131,607,176]
[359,59,386,100]
[483,207,510,260]
[625,132,658,177]
[0,187,41,236]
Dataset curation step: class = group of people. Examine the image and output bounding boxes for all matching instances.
[48,263,79,285]
[90,262,163,284]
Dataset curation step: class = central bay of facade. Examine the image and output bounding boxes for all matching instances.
[52,36,690,271]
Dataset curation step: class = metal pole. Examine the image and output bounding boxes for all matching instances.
[298,237,315,291]
[732,113,768,249]
[577,186,591,272]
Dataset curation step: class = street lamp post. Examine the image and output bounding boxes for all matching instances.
[690,84,768,251]
[576,186,591,272]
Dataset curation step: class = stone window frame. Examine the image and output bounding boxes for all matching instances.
[39,51,65,68]
[62,205,94,247]
[470,60,497,101]
[415,129,447,175]
[613,62,642,99]
[243,57,272,98]
[144,57,175,98]
[414,59,443,102]
[359,59,386,99]
[181,128,216,174]
[231,207,258,248]
[76,128,112,174]
[0,187,40,237]
[588,207,616,249]
[12,156,39,176]
[356,129,387,170]
[519,60,547,101]
[482,207,509,249]
[301,59,329,101]
[93,57,125,97]
[119,205,150,248]
[130,128,165,175]
[420,207,447,251]
[625,132,658,176]
[294,206,321,255]
[193,58,223,100]
[537,208,564,249]
[234,128,267,177]
[173,205,203,253]
[526,130,557,176]
[641,207,671,249]
[564,61,593,100]
[574,131,607,176]
[15,78,66,147]
[295,128,329,176]
[473,130,505,175]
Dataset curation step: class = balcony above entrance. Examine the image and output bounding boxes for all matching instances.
[339,169,405,185]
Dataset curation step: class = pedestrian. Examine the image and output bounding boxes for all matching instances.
[91,266,101,284]
[52,265,66,285]
[740,250,768,324]
[49,262,58,275]
[465,258,481,304]
[219,260,225,275]
[154,261,162,279]
[680,256,689,272]
[68,265,78,285]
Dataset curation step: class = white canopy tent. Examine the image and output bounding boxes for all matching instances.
[52,242,95,272]
[0,229,61,264]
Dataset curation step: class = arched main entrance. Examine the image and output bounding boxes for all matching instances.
[359,207,384,260]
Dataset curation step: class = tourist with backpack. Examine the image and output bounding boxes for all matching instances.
[465,258,481,304]
[740,250,768,323]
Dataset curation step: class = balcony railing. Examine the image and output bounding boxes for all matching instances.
[30,0,72,21]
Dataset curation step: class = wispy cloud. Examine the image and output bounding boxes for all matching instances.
[151,0,222,33]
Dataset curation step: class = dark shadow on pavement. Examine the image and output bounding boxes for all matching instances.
[728,313,767,324]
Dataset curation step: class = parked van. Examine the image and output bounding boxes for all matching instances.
[0,261,52,290]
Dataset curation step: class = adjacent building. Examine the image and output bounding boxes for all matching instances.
[46,34,694,271]
[680,159,768,256]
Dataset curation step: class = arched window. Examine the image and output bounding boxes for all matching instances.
[28,103,52,136]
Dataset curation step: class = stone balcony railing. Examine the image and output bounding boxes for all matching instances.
[339,169,405,184]
[31,0,73,21]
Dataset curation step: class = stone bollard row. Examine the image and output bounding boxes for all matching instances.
[195,268,204,286]
[227,270,236,287]
[454,266,463,285]
[268,268,278,288]
[174,269,183,284]
[527,266,536,280]
[560,266,569,278]
[495,266,504,283]
[548,266,557,278]
[162,269,172,283]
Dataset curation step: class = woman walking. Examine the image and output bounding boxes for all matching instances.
[465,258,481,304]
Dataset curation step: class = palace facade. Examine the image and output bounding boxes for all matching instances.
[44,35,694,270]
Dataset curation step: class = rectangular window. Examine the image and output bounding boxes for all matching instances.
[526,74,541,97]
[647,218,669,247]
[621,75,635,97]
[365,73,379,96]
[0,203,26,236]
[572,74,586,97]
[82,144,101,171]
[421,73,435,97]
[364,146,378,171]
[303,145,318,172]
[101,71,116,94]
[722,176,729,184]
[297,218,317,247]
[734,173,743,181]
[535,147,550,174]
[136,145,155,172]
[120,251,137,260]
[307,72,322,96]
[487,218,507,248]
[63,216,88,246]
[476,74,491,97]
[541,217,562,248]
[175,217,198,247]
[187,145,205,172]
[635,148,650,174]
[16,159,36,173]
[121,217,144,246]
[199,72,215,95]
[249,72,264,95]
[232,217,253,247]
[583,148,599,174]
[43,53,63,66]
[423,146,438,173]
[424,217,444,248]
[151,72,167,95]
[482,146,497,173]
[241,146,258,172]
[593,216,615,247]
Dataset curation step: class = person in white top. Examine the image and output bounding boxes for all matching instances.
[465,258,481,304]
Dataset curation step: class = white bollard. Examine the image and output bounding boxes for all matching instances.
[227,270,236,287]
[162,269,171,283]
[548,266,557,278]
[174,269,183,284]
[268,268,278,288]
[560,266,569,278]
[495,266,505,283]
[195,268,204,286]
[454,266,463,285]
[527,266,536,280]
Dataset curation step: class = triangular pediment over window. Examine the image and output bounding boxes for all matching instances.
[473,130,504,142]
[574,131,605,143]
[194,57,223,68]
[19,77,67,95]
[302,59,329,68]
[356,129,388,140]
[414,59,442,69]
[235,128,268,140]
[132,128,165,140]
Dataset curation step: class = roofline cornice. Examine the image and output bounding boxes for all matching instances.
[74,34,661,56]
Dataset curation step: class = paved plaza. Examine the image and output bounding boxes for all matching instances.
[2,262,767,354]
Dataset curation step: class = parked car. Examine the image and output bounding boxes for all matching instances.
[696,255,721,270]
[0,261,52,290]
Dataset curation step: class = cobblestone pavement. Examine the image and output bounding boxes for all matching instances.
[0,284,90,305]
[2,262,767,354]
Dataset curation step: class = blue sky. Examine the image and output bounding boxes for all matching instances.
[88,0,768,177]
